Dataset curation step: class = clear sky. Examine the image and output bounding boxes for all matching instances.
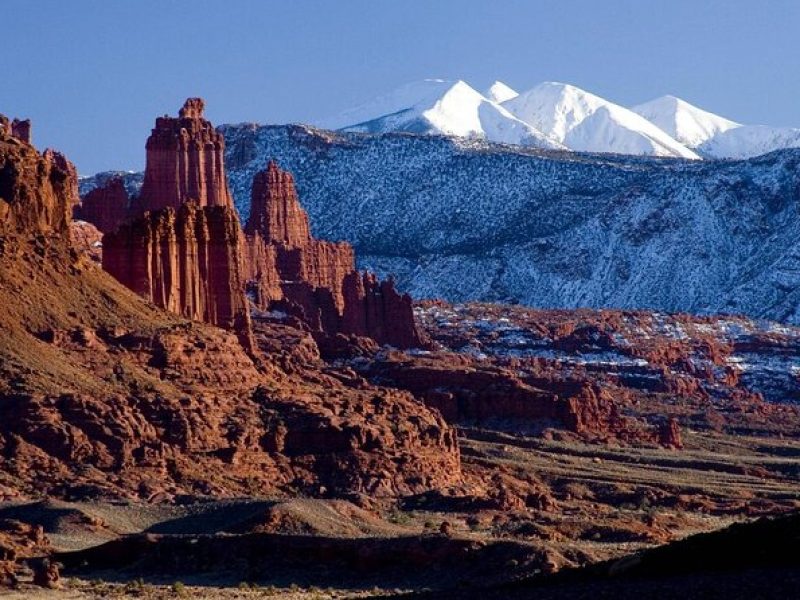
[3,0,799,174]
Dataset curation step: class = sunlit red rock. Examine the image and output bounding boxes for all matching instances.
[243,160,426,349]
[137,97,233,213]
[102,99,253,349]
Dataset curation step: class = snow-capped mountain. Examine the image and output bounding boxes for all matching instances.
[632,95,800,159]
[317,78,800,160]
[318,79,563,149]
[631,95,740,148]
[696,124,800,159]
[213,123,800,324]
[502,82,699,159]
[484,80,518,103]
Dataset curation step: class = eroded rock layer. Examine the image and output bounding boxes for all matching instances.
[137,98,233,213]
[103,202,254,349]
[0,120,462,501]
[244,161,426,349]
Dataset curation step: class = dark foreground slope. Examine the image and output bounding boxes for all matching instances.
[213,125,800,324]
[404,512,800,600]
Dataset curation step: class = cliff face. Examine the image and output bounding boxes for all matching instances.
[102,99,252,349]
[243,160,425,349]
[137,98,233,213]
[0,114,75,239]
[103,202,253,348]
[0,110,462,502]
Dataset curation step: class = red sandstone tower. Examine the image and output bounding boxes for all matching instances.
[138,98,233,213]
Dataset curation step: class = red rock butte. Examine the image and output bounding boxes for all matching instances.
[99,98,424,352]
[243,159,426,350]
[103,99,253,350]
[137,97,233,213]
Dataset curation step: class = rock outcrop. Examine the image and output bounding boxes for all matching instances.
[0,118,462,501]
[137,97,233,213]
[103,202,253,349]
[0,115,75,238]
[244,160,426,350]
[102,100,253,349]
[74,177,130,234]
[70,219,103,263]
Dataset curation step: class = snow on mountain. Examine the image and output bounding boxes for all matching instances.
[318,79,564,150]
[212,123,800,325]
[631,95,740,148]
[502,82,699,159]
[697,124,800,159]
[484,80,518,103]
[632,95,800,159]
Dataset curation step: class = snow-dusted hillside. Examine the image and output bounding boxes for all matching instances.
[698,124,800,160]
[502,83,699,159]
[632,95,800,159]
[214,123,800,325]
[319,79,562,149]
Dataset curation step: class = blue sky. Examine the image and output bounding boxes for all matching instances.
[3,0,799,173]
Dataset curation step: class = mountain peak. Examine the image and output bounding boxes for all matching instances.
[631,95,740,148]
[503,83,698,159]
[484,81,518,103]
[317,79,563,150]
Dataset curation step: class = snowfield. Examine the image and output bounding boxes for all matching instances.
[502,83,699,159]
[317,78,800,159]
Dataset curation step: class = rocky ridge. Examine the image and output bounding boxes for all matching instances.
[243,160,426,350]
[0,112,462,504]
[210,124,800,325]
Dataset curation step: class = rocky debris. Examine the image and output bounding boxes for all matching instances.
[0,519,51,588]
[137,97,233,213]
[244,160,426,349]
[74,176,130,234]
